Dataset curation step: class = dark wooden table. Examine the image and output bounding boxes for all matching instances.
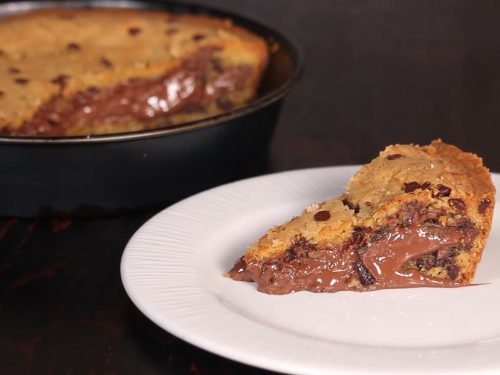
[2,1,500,374]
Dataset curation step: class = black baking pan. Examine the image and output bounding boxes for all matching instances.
[0,0,302,217]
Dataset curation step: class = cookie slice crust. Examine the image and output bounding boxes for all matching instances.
[227,140,495,294]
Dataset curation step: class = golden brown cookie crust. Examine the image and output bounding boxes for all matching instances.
[0,8,268,133]
[228,140,495,293]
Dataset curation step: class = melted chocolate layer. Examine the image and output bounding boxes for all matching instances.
[227,208,478,294]
[230,239,359,294]
[7,47,252,137]
[358,221,474,289]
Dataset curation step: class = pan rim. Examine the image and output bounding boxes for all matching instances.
[0,0,303,145]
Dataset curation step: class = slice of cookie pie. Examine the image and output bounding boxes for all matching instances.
[227,140,495,294]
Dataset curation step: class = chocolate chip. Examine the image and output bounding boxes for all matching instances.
[356,245,368,255]
[128,27,142,36]
[192,33,206,41]
[392,201,427,226]
[165,27,178,35]
[66,43,81,52]
[447,263,459,280]
[284,247,298,261]
[456,217,474,230]
[417,248,459,274]
[14,78,29,85]
[285,243,308,262]
[342,198,360,213]
[403,181,431,193]
[216,97,234,111]
[0,49,5,56]
[313,210,331,221]
[387,154,403,160]
[0,91,4,98]
[424,218,440,225]
[416,251,438,270]
[478,198,491,214]
[351,226,366,245]
[8,67,20,74]
[434,184,451,198]
[211,58,224,73]
[47,117,60,126]
[51,74,70,88]
[437,247,458,260]
[449,198,466,212]
[355,261,375,286]
[284,237,315,261]
[370,227,387,242]
[342,198,352,208]
[73,86,101,105]
[404,181,421,193]
[86,86,99,95]
[99,57,113,69]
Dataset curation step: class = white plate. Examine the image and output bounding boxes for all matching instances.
[121,166,500,375]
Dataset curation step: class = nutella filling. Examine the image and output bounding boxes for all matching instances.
[7,47,252,136]
[359,222,471,289]
[229,238,360,294]
[228,210,478,294]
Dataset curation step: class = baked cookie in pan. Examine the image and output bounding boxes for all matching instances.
[0,8,268,136]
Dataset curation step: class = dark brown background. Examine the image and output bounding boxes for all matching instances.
[1,1,500,374]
